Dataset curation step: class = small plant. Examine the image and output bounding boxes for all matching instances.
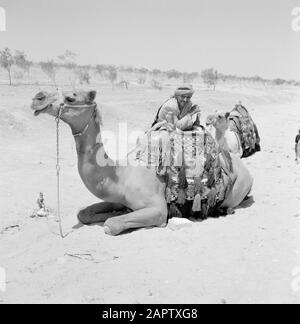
[58,50,77,69]
[14,50,32,76]
[106,67,118,89]
[76,67,91,85]
[151,79,163,90]
[117,80,129,89]
[40,60,57,85]
[201,68,219,90]
[138,74,146,85]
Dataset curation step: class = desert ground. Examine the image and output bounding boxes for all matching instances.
[0,73,300,304]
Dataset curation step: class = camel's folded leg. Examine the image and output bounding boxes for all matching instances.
[103,205,168,236]
[222,173,253,209]
[77,202,127,225]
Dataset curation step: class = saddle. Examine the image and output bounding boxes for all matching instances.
[135,128,231,219]
[229,104,259,158]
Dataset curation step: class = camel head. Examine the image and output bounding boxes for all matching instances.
[31,90,98,133]
[206,111,230,133]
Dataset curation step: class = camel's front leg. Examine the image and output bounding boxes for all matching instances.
[103,204,168,236]
[77,202,127,225]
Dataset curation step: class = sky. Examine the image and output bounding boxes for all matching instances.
[0,0,299,80]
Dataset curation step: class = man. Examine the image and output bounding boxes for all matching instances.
[151,84,201,131]
[295,128,300,163]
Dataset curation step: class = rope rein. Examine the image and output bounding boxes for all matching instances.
[55,104,65,238]
[54,102,97,238]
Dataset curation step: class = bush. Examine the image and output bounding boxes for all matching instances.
[40,60,57,85]
[151,79,163,90]
[76,68,91,85]
[201,68,218,90]
[14,50,32,74]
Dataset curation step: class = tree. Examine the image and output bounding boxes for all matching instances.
[14,50,32,76]
[273,78,286,86]
[76,67,91,85]
[152,69,161,77]
[40,60,57,85]
[183,72,199,83]
[58,50,77,69]
[201,68,219,90]
[0,48,14,85]
[106,66,118,89]
[151,79,163,90]
[166,69,182,80]
[96,64,107,76]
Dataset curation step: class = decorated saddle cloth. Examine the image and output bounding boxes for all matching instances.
[229,104,258,157]
[134,128,230,217]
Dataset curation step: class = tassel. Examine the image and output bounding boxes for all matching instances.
[175,151,183,167]
[201,200,208,219]
[207,169,215,188]
[168,203,182,219]
[204,153,213,172]
[177,188,186,205]
[166,187,172,204]
[178,166,188,188]
[192,193,202,212]
[165,173,173,204]
[207,188,217,208]
[177,164,188,205]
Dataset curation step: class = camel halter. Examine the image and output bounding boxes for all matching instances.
[54,103,97,238]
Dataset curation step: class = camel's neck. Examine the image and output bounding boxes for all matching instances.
[215,127,226,146]
[67,112,120,200]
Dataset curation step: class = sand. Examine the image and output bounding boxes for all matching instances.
[0,81,299,304]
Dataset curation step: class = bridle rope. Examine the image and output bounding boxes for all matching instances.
[55,103,65,238]
[54,102,97,238]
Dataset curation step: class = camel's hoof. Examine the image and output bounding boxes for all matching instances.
[103,220,124,236]
[104,226,113,236]
[227,208,235,215]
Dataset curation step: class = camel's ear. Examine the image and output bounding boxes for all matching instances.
[225,112,230,119]
[88,91,97,103]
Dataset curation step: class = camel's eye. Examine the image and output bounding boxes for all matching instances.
[73,93,77,97]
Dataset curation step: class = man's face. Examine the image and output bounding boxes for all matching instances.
[177,95,192,109]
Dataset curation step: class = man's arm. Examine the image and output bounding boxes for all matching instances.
[176,105,201,131]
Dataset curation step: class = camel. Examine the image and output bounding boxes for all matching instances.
[31,90,253,236]
[206,112,243,158]
[206,106,261,158]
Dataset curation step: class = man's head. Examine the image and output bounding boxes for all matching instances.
[174,84,194,109]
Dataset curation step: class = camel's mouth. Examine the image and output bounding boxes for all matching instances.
[65,96,76,104]
[33,105,50,117]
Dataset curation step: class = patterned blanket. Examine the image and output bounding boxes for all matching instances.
[135,128,230,219]
[229,104,260,158]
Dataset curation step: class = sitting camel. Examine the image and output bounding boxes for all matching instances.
[206,112,243,158]
[31,90,253,236]
[206,106,260,158]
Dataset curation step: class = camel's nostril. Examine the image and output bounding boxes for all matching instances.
[66,97,76,103]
